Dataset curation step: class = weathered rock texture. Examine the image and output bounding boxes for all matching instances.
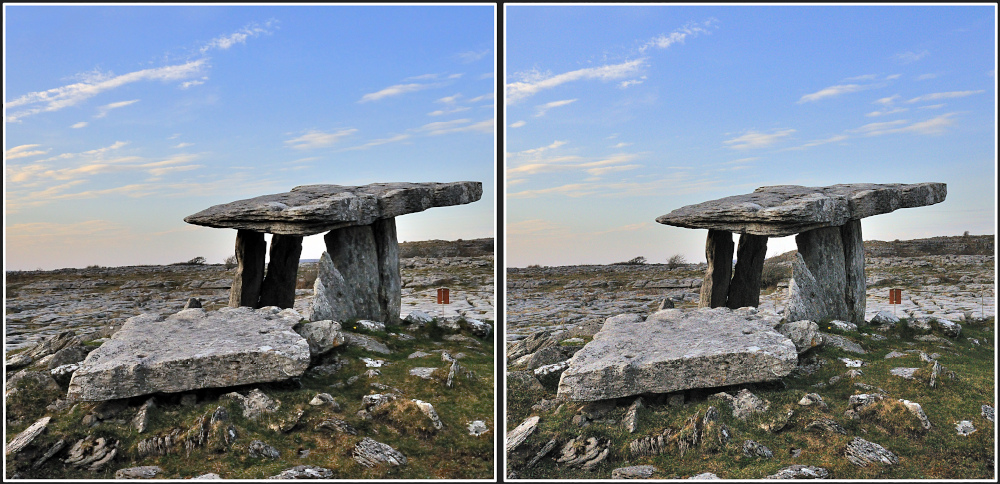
[557,308,797,401]
[310,223,398,323]
[67,307,309,401]
[658,183,946,322]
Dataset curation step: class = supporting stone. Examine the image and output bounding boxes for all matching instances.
[311,225,382,322]
[786,227,849,322]
[841,219,866,324]
[258,235,304,309]
[727,234,769,309]
[372,218,401,323]
[699,229,734,308]
[229,230,267,308]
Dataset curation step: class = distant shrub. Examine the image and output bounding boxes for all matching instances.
[171,256,206,266]
[224,255,238,270]
[613,256,647,266]
[760,259,791,288]
[527,264,541,269]
[667,254,687,270]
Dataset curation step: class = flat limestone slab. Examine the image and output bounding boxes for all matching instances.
[67,307,310,401]
[184,181,482,235]
[557,308,797,401]
[656,183,946,236]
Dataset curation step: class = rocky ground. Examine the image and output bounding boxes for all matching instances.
[4,241,495,479]
[506,236,995,479]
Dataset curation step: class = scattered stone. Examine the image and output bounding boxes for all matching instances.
[714,389,770,420]
[408,367,437,380]
[798,393,827,409]
[408,351,432,359]
[467,420,489,436]
[629,428,672,457]
[295,320,345,356]
[443,334,481,345]
[136,430,182,458]
[343,333,392,355]
[465,318,492,338]
[362,393,397,412]
[840,358,863,368]
[624,397,644,433]
[844,437,898,467]
[308,393,340,411]
[65,435,118,471]
[929,360,943,387]
[914,334,953,345]
[613,465,659,479]
[524,437,558,469]
[361,357,385,368]
[983,405,994,423]
[778,320,824,354]
[884,351,908,359]
[267,465,334,479]
[446,359,460,387]
[508,331,557,360]
[870,310,900,326]
[115,466,162,479]
[898,400,932,430]
[315,418,358,435]
[890,367,919,380]
[556,435,610,470]
[192,473,222,479]
[411,399,443,430]
[760,409,795,433]
[6,416,51,456]
[46,345,90,370]
[133,397,156,433]
[743,439,774,459]
[805,418,848,435]
[688,472,720,479]
[558,308,797,401]
[507,416,540,453]
[404,310,433,326]
[269,409,305,433]
[183,298,202,309]
[353,437,407,467]
[248,440,280,459]
[67,308,309,401]
[764,465,830,479]
[934,319,962,338]
[223,388,280,420]
[31,438,66,469]
[955,420,976,436]
[533,360,570,388]
[830,320,857,331]
[355,319,386,332]
[821,333,866,354]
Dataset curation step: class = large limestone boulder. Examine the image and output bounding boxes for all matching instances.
[67,307,310,401]
[656,183,946,236]
[557,308,797,401]
[184,182,483,236]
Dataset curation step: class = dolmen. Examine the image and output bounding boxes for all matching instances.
[657,183,946,324]
[185,181,482,322]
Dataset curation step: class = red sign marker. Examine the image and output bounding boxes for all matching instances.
[437,288,450,305]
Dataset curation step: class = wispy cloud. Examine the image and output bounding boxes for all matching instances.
[874,94,900,105]
[894,50,929,64]
[428,106,470,116]
[94,99,139,118]
[506,59,646,103]
[865,107,908,117]
[781,134,849,151]
[918,103,946,110]
[844,74,878,81]
[173,142,194,149]
[469,93,494,103]
[535,98,577,117]
[343,134,412,151]
[507,153,640,176]
[284,128,358,150]
[510,120,526,128]
[421,118,494,136]
[71,121,88,129]
[906,90,985,103]
[200,20,276,53]
[723,129,795,149]
[180,79,206,89]
[638,19,717,53]
[359,82,439,102]
[455,49,490,63]
[6,59,207,122]
[514,140,568,156]
[849,113,959,136]
[916,72,942,81]
[6,144,49,160]
[798,84,867,103]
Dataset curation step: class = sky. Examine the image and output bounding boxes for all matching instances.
[4,4,495,271]
[505,4,996,268]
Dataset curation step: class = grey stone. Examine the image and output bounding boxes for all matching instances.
[6,370,61,399]
[841,219,866,323]
[822,333,866,354]
[658,298,674,310]
[192,473,222,479]
[742,439,774,459]
[372,218,401,323]
[983,404,994,423]
[830,320,858,331]
[133,398,156,433]
[689,472,721,479]
[46,345,90,370]
[311,228,383,323]
[185,182,483,235]
[778,320,824,354]
[507,330,556,360]
[558,308,797,401]
[786,228,850,323]
[884,351,908,359]
[308,393,338,408]
[6,416,50,456]
[898,399,932,430]
[230,229,267,308]
[465,318,492,338]
[534,360,570,388]
[356,319,386,332]
[717,389,771,420]
[764,465,830,479]
[556,435,610,470]
[656,183,947,236]
[612,465,659,479]
[525,345,580,370]
[805,418,847,435]
[294,320,345,356]
[507,415,540,453]
[403,310,433,326]
[258,234,304,309]
[890,367,919,379]
[49,363,80,387]
[869,310,899,325]
[31,438,65,469]
[727,233,769,309]
[222,388,280,420]
[248,440,280,459]
[183,298,202,309]
[68,308,309,401]
[115,466,162,479]
[315,417,358,435]
[955,420,976,436]
[844,437,898,467]
[267,465,334,479]
[798,393,827,408]
[64,435,118,471]
[507,370,545,393]
[412,399,443,430]
[934,318,962,338]
[342,332,392,355]
[408,367,437,380]
[624,397,643,433]
[700,229,733,308]
[353,437,407,467]
[467,420,489,436]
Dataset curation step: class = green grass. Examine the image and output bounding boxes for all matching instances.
[508,317,994,479]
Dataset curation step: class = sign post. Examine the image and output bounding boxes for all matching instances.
[436,287,450,316]
[889,288,902,316]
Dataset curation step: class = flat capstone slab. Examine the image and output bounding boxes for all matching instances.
[67,307,310,401]
[184,181,483,236]
[656,183,946,236]
[557,308,798,401]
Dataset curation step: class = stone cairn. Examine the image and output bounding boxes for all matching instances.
[185,182,482,322]
[657,183,946,324]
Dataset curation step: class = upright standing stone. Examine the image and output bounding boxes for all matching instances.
[727,234,768,309]
[786,227,849,322]
[699,230,734,308]
[312,226,382,322]
[230,230,267,308]
[258,235,304,309]
[841,220,866,324]
[372,218,401,323]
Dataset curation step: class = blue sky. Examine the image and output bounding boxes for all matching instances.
[505,5,996,267]
[5,5,495,270]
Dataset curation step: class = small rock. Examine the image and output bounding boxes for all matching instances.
[829,320,857,331]
[133,398,156,433]
[65,435,118,471]
[982,404,994,423]
[742,439,774,459]
[840,358,863,368]
[624,397,643,433]
[805,418,848,435]
[869,310,899,326]
[955,420,976,436]
[267,465,333,479]
[115,466,162,479]
[765,465,829,479]
[248,440,280,459]
[844,437,897,467]
[465,318,492,338]
[192,473,222,479]
[797,393,827,408]
[467,420,489,436]
[407,351,432,359]
[408,367,437,380]
[353,437,407,467]
[612,465,659,479]
[31,438,66,469]
[411,399,443,430]
[183,298,202,309]
[507,416,540,453]
[898,399,932,430]
[355,320,386,332]
[556,435,610,470]
[884,350,908,359]
[6,416,51,456]
[778,320,824,354]
[315,418,358,435]
[403,310,433,326]
[689,472,720,479]
[308,393,340,411]
[890,367,919,379]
